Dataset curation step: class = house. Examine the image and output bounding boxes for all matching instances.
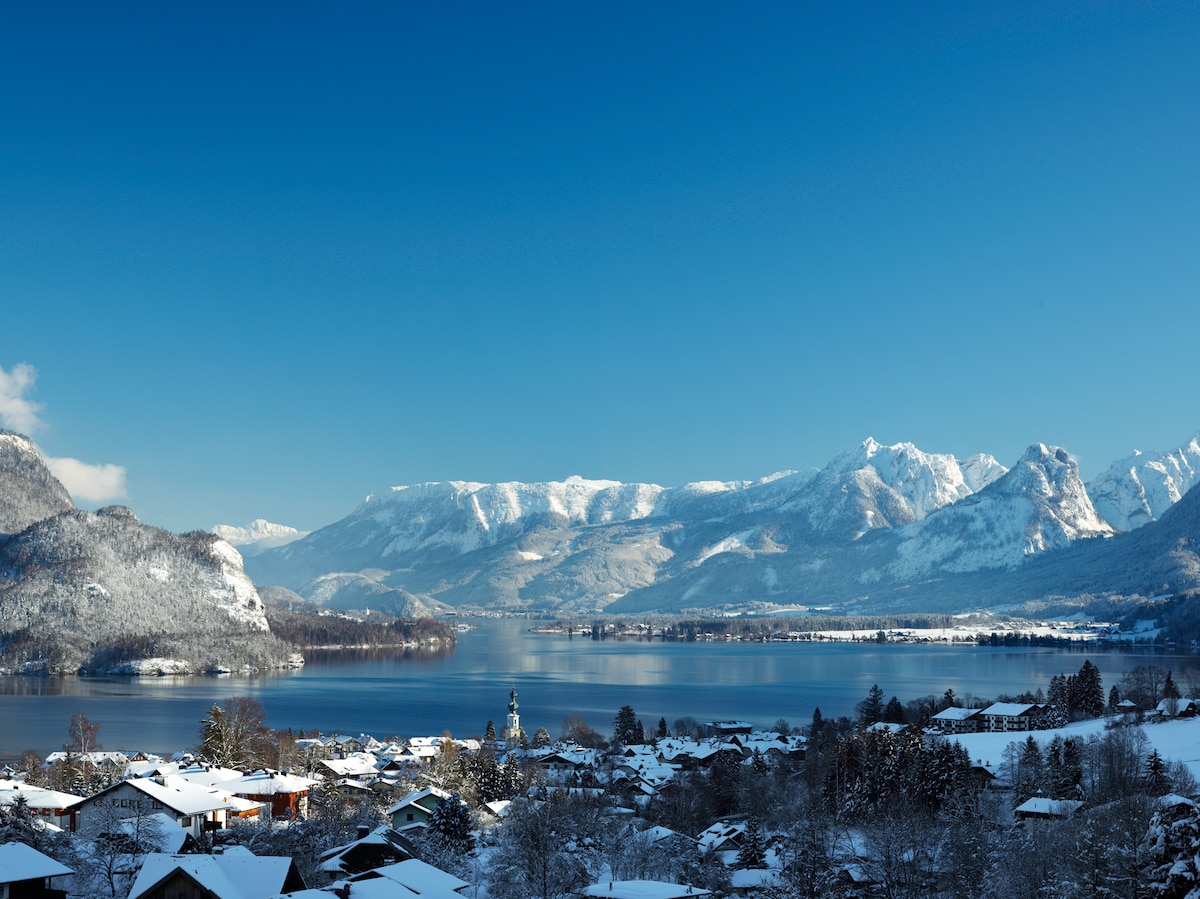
[696,820,745,853]
[224,769,318,819]
[1014,797,1084,821]
[125,849,306,899]
[930,706,981,735]
[0,779,86,832]
[1153,697,1200,718]
[386,786,454,831]
[319,825,418,877]
[76,777,247,839]
[0,841,74,899]
[977,703,1042,733]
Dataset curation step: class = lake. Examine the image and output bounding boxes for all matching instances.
[0,618,1192,758]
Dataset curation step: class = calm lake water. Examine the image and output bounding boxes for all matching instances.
[0,618,1192,757]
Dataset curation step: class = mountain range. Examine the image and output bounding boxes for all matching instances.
[237,433,1200,617]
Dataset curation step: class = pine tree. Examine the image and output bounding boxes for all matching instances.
[1144,749,1172,795]
[858,684,885,725]
[429,792,474,850]
[883,696,907,724]
[1163,671,1181,700]
[735,816,767,869]
[656,717,668,740]
[1073,660,1104,718]
[532,726,551,748]
[485,720,497,742]
[613,705,641,746]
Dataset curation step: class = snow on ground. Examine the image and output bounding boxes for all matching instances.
[809,620,1113,641]
[948,716,1200,781]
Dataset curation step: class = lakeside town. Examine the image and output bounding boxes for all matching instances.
[5,659,1200,899]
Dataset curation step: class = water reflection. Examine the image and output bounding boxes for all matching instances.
[0,617,1196,758]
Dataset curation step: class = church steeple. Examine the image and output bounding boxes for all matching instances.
[505,685,521,748]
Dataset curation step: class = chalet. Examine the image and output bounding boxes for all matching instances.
[1014,797,1084,821]
[0,780,85,832]
[1153,697,1200,718]
[125,849,305,899]
[930,706,981,735]
[387,786,454,831]
[0,842,74,899]
[223,769,317,818]
[696,820,745,853]
[977,702,1042,733]
[318,824,418,877]
[321,752,383,782]
[76,777,246,839]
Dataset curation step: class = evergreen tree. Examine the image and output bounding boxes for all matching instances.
[1144,749,1172,795]
[532,726,552,748]
[656,717,668,740]
[1072,660,1104,718]
[1163,671,1181,700]
[1109,684,1121,712]
[734,816,767,869]
[429,791,474,850]
[485,720,497,742]
[857,684,885,725]
[883,696,907,724]
[613,705,641,746]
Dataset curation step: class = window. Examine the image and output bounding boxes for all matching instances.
[406,813,414,822]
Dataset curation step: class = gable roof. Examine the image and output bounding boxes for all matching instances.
[127,851,301,899]
[0,841,74,882]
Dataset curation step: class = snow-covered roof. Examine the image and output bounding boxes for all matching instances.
[0,841,74,882]
[582,880,711,899]
[386,786,452,816]
[357,858,469,894]
[123,777,241,815]
[1014,797,1083,818]
[128,852,296,899]
[979,702,1038,717]
[0,779,86,809]
[931,706,980,721]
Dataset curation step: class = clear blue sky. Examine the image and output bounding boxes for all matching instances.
[2,1,1198,534]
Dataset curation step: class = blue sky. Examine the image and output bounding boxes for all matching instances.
[2,1,1198,535]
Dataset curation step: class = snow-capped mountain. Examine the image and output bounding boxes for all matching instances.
[777,438,1008,539]
[883,444,1114,580]
[0,433,289,673]
[213,518,310,556]
[243,435,1192,616]
[1087,435,1200,532]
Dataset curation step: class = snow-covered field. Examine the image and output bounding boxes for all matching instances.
[949,715,1200,779]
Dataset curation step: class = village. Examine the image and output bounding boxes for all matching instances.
[4,659,1200,899]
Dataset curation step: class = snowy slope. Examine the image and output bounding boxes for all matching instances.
[0,430,74,535]
[1088,435,1200,531]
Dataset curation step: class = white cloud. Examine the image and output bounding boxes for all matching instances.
[0,362,46,434]
[45,456,128,503]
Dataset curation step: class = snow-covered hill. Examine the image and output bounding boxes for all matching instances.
[0,434,291,673]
